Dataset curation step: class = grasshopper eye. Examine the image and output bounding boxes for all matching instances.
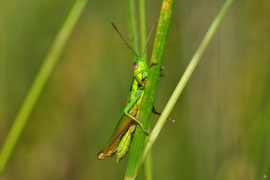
[133,62,138,70]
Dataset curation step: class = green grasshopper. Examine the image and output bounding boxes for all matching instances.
[97,20,175,162]
[97,20,158,161]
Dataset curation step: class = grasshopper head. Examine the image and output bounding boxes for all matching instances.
[133,58,148,82]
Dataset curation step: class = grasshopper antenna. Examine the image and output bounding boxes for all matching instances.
[111,22,139,58]
[142,18,159,58]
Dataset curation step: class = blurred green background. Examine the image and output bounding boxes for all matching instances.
[0,0,270,179]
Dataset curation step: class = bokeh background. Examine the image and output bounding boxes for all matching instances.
[0,0,270,179]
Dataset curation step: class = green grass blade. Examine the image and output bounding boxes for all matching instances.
[126,0,139,61]
[125,0,175,179]
[141,0,234,162]
[0,0,88,176]
[137,1,153,179]
[138,0,147,60]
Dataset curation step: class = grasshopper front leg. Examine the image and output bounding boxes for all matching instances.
[148,61,158,68]
[133,60,159,90]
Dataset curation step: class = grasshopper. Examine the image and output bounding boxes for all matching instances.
[97,19,171,162]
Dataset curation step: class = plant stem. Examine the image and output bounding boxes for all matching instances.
[126,0,139,61]
[141,0,234,162]
[138,0,147,59]
[0,0,88,176]
[137,1,153,179]
[125,0,175,179]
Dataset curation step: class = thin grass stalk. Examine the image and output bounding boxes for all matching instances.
[126,0,139,61]
[141,0,234,162]
[0,0,88,176]
[137,1,153,179]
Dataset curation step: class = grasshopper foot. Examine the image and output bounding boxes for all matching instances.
[148,61,158,68]
[152,106,175,123]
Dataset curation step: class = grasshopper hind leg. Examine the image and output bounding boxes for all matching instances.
[124,111,149,136]
[152,107,175,123]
